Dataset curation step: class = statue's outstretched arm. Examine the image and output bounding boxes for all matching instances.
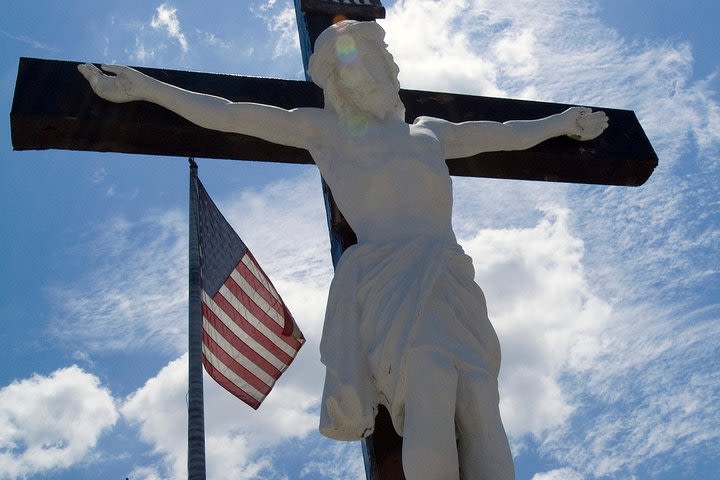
[77,63,321,149]
[418,107,608,159]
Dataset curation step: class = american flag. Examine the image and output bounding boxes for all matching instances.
[192,174,304,409]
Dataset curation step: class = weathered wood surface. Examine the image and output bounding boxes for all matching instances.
[11,57,657,186]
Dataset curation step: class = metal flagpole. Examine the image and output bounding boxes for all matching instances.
[188,158,207,479]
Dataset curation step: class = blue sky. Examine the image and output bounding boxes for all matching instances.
[1,1,718,479]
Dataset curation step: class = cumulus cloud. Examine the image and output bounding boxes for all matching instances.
[459,207,613,437]
[122,354,320,480]
[380,0,505,96]
[0,366,118,479]
[151,3,188,53]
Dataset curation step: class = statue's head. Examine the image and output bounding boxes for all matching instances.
[308,20,405,122]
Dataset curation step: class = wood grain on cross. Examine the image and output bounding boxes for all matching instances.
[10,1,657,479]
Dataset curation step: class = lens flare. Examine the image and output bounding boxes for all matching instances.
[335,34,358,66]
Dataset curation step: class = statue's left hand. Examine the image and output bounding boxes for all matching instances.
[563,107,609,141]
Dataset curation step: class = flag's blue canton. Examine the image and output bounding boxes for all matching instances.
[196,181,248,297]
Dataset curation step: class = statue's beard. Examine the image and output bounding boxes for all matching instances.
[342,86,404,120]
[323,73,405,124]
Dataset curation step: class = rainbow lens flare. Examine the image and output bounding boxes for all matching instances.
[335,35,359,66]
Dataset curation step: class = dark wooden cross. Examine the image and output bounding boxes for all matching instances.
[10,1,657,478]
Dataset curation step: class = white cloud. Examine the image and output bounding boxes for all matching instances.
[90,168,108,185]
[540,304,720,477]
[48,210,188,354]
[491,27,539,78]
[300,441,365,479]
[196,29,232,49]
[532,468,585,480]
[459,207,613,437]
[151,3,188,53]
[0,29,57,52]
[121,355,187,478]
[122,354,320,480]
[380,0,504,96]
[252,1,301,59]
[0,366,118,479]
[131,38,157,63]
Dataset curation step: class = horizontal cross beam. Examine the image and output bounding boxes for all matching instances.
[11,57,657,186]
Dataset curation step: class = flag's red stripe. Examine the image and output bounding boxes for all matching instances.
[234,258,284,318]
[201,330,273,394]
[245,252,280,294]
[223,275,303,350]
[243,252,302,338]
[202,356,262,410]
[238,253,281,308]
[208,291,295,364]
[202,302,285,375]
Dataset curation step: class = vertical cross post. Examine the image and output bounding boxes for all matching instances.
[292,1,406,478]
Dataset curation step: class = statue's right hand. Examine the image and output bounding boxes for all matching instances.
[77,63,144,103]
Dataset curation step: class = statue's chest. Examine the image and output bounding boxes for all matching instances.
[319,125,450,217]
[339,125,445,176]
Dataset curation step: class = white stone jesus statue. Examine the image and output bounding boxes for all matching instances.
[79,20,607,480]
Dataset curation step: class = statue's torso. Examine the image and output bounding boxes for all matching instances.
[310,118,456,245]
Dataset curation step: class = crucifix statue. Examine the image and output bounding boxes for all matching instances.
[10,1,656,479]
[75,21,607,479]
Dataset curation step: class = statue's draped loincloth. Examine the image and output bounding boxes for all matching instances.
[319,238,502,441]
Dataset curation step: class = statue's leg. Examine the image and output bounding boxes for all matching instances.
[455,368,515,480]
[402,348,460,480]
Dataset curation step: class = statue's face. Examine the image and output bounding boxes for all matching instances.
[336,40,400,119]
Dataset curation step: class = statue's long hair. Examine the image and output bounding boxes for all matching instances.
[308,20,405,122]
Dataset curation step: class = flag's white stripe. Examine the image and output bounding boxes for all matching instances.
[229,269,285,328]
[202,317,276,386]
[203,291,290,369]
[202,344,265,402]
[217,285,296,358]
[241,255,280,300]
